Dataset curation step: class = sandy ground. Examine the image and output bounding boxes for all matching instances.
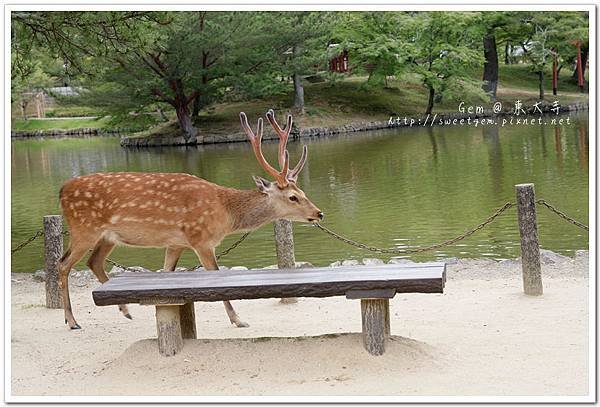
[10,251,590,397]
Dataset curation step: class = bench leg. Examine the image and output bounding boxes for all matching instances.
[155,305,183,357]
[361,299,389,356]
[179,302,197,339]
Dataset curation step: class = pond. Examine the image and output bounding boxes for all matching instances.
[11,113,589,272]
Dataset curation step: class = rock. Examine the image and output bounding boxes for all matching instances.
[329,261,342,267]
[499,258,520,267]
[32,270,46,282]
[539,249,570,265]
[362,258,385,266]
[388,258,415,265]
[109,265,126,274]
[230,266,248,271]
[295,261,314,269]
[109,265,149,274]
[261,264,279,269]
[341,259,360,267]
[436,257,459,265]
[575,250,589,263]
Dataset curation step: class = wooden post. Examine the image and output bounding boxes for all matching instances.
[274,219,297,304]
[155,305,183,356]
[179,303,197,339]
[361,299,389,356]
[515,184,543,296]
[43,215,63,308]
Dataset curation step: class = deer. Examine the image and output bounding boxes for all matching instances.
[57,109,323,330]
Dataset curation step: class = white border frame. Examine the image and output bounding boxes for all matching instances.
[3,2,596,403]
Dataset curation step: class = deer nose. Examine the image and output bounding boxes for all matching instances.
[317,211,324,220]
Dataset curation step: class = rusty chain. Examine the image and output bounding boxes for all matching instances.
[104,231,252,272]
[536,199,589,231]
[11,228,252,272]
[11,198,588,266]
[313,201,516,254]
[10,229,44,254]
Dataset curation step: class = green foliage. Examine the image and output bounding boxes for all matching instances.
[11,11,589,123]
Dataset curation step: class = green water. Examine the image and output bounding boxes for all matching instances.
[11,113,589,272]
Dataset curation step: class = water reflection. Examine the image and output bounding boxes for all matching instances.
[11,113,589,272]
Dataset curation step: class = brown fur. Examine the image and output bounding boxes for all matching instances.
[58,171,321,329]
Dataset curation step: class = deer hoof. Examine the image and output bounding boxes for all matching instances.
[70,323,81,330]
[124,313,133,320]
[234,321,250,328]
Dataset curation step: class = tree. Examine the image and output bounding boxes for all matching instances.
[12,12,291,141]
[337,12,406,87]
[401,12,485,114]
[268,12,335,111]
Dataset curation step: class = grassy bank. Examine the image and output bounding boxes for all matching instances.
[12,64,589,138]
[134,64,589,140]
[11,117,111,132]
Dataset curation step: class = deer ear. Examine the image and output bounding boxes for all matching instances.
[252,175,273,194]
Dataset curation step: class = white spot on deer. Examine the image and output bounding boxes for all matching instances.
[69,203,75,210]
[140,204,148,209]
[97,199,104,208]
[123,216,140,222]
[159,205,165,209]
[134,178,141,182]
[124,183,131,188]
[91,211,97,218]
[110,215,121,224]
[85,192,92,198]
[145,217,153,222]
[127,202,136,207]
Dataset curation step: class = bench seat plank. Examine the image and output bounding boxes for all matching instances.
[92,263,446,306]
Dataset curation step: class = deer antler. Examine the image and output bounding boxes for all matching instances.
[240,112,289,187]
[265,109,308,183]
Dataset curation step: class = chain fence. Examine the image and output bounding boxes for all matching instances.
[10,199,588,270]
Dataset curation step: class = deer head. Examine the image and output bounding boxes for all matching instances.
[240,109,323,223]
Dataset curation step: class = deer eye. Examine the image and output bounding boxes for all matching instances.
[289,195,298,202]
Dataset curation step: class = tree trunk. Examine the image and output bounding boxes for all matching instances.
[504,42,511,65]
[168,78,199,143]
[538,71,544,100]
[292,45,305,111]
[426,86,435,115]
[21,101,28,120]
[572,46,588,81]
[191,94,201,118]
[175,102,197,142]
[482,34,499,99]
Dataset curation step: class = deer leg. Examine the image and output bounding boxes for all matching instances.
[58,242,92,329]
[195,246,249,328]
[163,246,184,272]
[87,238,132,320]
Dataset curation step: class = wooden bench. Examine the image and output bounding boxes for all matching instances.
[92,263,446,356]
